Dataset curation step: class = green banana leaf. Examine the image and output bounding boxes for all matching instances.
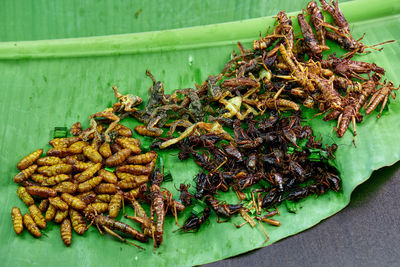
[1,0,400,266]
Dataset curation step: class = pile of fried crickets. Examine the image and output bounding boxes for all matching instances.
[11,0,397,248]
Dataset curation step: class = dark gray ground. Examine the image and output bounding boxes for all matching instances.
[205,161,400,267]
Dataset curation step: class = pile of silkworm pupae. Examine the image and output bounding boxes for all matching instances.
[11,121,181,249]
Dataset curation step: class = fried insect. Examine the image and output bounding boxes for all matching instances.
[45,204,57,221]
[42,174,71,186]
[108,193,123,218]
[76,191,97,205]
[11,207,24,235]
[366,82,398,118]
[116,164,153,176]
[126,151,157,165]
[307,1,326,45]
[117,175,149,189]
[176,207,211,233]
[37,164,73,177]
[30,173,46,184]
[99,142,112,158]
[94,183,118,194]
[26,186,57,198]
[125,196,153,237]
[49,197,69,211]
[64,156,94,171]
[37,156,63,166]
[29,204,47,229]
[46,147,70,157]
[17,149,43,170]
[53,181,77,194]
[83,145,103,163]
[95,194,112,203]
[297,13,325,59]
[60,218,72,246]
[150,169,165,248]
[17,187,35,206]
[70,122,82,136]
[75,163,102,183]
[116,137,141,154]
[85,202,109,214]
[14,164,38,183]
[54,209,69,224]
[50,137,80,148]
[105,148,132,167]
[98,169,117,184]
[177,183,194,206]
[68,141,89,154]
[23,214,41,238]
[69,209,86,235]
[134,125,162,137]
[38,199,50,212]
[85,212,147,245]
[61,193,87,210]
[78,176,103,193]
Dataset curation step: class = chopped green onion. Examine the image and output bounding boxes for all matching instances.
[105,167,115,172]
[285,200,297,213]
[164,171,173,182]
[53,127,67,138]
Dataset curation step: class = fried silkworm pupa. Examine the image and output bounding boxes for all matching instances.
[77,176,103,193]
[69,209,86,235]
[23,213,41,237]
[54,209,69,224]
[76,191,97,205]
[85,202,109,214]
[11,207,23,235]
[94,183,118,194]
[98,169,117,184]
[37,164,73,177]
[53,181,77,194]
[70,122,82,136]
[117,176,149,189]
[116,138,141,154]
[126,151,157,165]
[45,204,57,222]
[42,174,71,186]
[17,187,35,206]
[31,173,46,184]
[83,146,103,163]
[46,147,70,158]
[99,143,112,158]
[38,199,50,212]
[60,218,72,246]
[14,165,38,183]
[105,148,132,167]
[109,193,123,218]
[49,197,69,211]
[116,162,154,175]
[68,141,89,154]
[61,193,87,210]
[134,125,162,137]
[29,204,47,229]
[110,143,123,154]
[36,156,63,166]
[115,124,133,137]
[75,163,102,183]
[49,137,81,148]
[17,149,43,170]
[26,186,57,198]
[95,194,112,203]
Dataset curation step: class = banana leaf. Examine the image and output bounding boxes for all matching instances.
[1,0,400,266]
